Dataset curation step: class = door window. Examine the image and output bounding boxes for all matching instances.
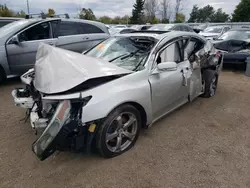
[173,25,181,31]
[55,21,83,37]
[158,42,181,64]
[19,22,51,42]
[81,23,104,34]
[155,38,191,66]
[223,27,230,33]
[185,38,204,62]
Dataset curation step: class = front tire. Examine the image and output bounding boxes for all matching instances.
[96,104,141,158]
[201,69,218,98]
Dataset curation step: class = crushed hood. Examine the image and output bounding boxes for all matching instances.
[34,43,132,94]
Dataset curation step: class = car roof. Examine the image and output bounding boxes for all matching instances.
[0,17,24,20]
[115,31,205,41]
[230,28,250,31]
[206,25,230,28]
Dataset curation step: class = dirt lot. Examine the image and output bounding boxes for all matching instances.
[0,71,250,188]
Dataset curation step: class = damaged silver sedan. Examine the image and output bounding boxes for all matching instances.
[12,31,223,160]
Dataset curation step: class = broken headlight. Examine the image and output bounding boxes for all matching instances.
[32,100,71,160]
[32,96,92,160]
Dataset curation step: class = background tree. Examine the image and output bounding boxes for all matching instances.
[99,16,112,24]
[211,8,229,22]
[232,0,250,22]
[174,13,185,22]
[46,8,55,17]
[196,5,215,22]
[79,8,96,20]
[144,0,158,23]
[174,0,184,20]
[15,10,26,18]
[0,4,14,17]
[160,0,171,23]
[188,5,199,22]
[130,0,145,24]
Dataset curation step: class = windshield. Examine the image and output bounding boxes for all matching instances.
[203,27,223,33]
[109,28,122,35]
[149,24,174,31]
[0,20,30,38]
[198,24,207,30]
[114,25,126,28]
[130,25,141,30]
[218,30,250,40]
[85,37,156,71]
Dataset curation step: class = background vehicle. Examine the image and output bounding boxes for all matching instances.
[199,25,231,39]
[213,28,250,67]
[113,25,127,29]
[216,28,250,41]
[110,25,152,35]
[0,17,109,83]
[12,31,223,160]
[130,25,152,31]
[149,24,195,32]
[0,17,23,28]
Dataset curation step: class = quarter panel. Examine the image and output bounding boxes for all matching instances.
[79,69,153,124]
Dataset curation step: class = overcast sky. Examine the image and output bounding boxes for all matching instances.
[2,0,240,19]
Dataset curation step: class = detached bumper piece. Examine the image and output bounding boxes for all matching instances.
[12,88,34,109]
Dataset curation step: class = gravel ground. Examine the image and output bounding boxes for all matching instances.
[0,71,250,188]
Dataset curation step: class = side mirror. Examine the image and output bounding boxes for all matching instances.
[11,35,20,45]
[157,62,177,71]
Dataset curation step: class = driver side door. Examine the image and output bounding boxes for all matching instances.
[149,39,191,121]
[6,21,57,74]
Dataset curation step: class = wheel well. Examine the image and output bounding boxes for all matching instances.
[121,102,147,129]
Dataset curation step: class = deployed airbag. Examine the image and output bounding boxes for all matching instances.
[34,44,132,94]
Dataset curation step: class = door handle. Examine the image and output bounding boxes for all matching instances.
[83,37,89,40]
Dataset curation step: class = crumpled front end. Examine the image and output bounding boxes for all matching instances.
[28,96,95,160]
[11,43,134,160]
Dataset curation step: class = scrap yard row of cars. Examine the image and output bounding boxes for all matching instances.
[0,14,248,160]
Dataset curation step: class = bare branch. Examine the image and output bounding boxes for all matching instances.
[144,0,159,22]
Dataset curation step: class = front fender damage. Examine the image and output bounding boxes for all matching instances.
[32,99,101,161]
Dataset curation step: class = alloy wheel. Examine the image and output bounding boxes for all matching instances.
[105,112,138,153]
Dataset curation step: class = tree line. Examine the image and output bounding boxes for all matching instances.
[0,0,250,24]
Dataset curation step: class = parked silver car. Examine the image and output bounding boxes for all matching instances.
[0,17,23,28]
[0,17,109,83]
[12,31,223,160]
[199,25,231,40]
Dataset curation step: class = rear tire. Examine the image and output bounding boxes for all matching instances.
[96,104,141,158]
[201,69,218,98]
[0,66,6,84]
